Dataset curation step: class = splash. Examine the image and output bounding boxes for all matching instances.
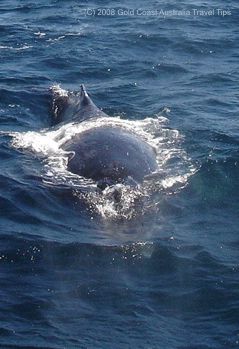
[10,87,195,219]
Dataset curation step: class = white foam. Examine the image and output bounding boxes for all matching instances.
[51,84,68,98]
[34,31,46,38]
[0,45,32,51]
[46,35,66,42]
[10,107,195,219]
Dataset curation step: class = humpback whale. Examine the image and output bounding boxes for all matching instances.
[52,85,157,190]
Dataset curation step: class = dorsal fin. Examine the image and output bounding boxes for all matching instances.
[80,84,87,96]
[78,84,92,106]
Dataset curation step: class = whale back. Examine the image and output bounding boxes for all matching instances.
[62,126,157,187]
[51,85,107,123]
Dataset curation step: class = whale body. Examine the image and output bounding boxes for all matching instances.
[52,85,157,189]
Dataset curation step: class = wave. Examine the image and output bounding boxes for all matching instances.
[0,45,32,51]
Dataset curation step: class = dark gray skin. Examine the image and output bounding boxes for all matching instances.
[52,85,157,189]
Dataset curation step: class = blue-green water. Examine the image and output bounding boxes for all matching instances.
[0,1,239,348]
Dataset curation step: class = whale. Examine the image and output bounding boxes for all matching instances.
[51,85,157,190]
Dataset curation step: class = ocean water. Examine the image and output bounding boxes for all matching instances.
[0,0,239,348]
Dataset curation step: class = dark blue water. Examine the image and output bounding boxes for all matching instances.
[1,1,239,348]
